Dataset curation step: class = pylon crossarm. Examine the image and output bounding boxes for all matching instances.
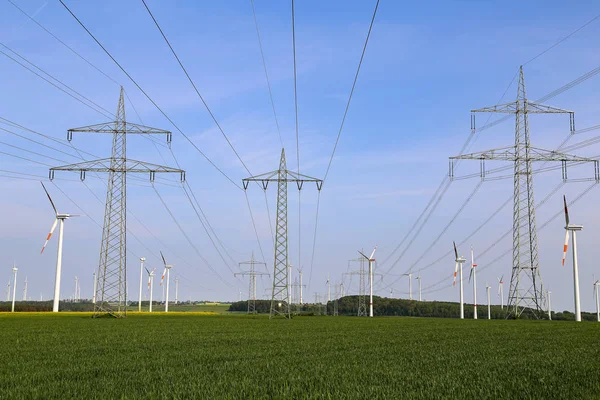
[471,101,518,114]
[450,146,515,161]
[50,158,185,182]
[67,122,173,143]
[525,102,573,114]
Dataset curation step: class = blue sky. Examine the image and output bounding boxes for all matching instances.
[1,0,600,313]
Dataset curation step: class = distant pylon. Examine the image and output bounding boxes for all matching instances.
[50,87,185,318]
[235,252,268,313]
[243,148,322,319]
[344,255,368,316]
[450,66,599,318]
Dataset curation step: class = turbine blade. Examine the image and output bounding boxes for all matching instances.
[160,250,167,267]
[358,251,368,260]
[563,195,569,226]
[160,268,167,285]
[453,262,458,286]
[145,267,150,275]
[40,219,59,254]
[40,182,57,215]
[453,241,458,260]
[369,246,378,260]
[562,230,570,266]
[469,267,473,283]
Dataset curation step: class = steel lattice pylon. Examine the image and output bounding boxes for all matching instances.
[50,87,185,318]
[344,256,367,316]
[235,252,268,314]
[450,67,599,318]
[243,148,322,319]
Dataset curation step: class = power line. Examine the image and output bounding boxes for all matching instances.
[7,0,120,86]
[58,0,242,190]
[151,183,234,288]
[523,13,600,66]
[322,0,380,182]
[249,0,283,148]
[140,0,255,179]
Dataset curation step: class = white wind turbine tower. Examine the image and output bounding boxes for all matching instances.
[92,271,97,304]
[160,251,174,312]
[74,276,79,302]
[497,276,504,309]
[5,281,10,301]
[22,277,28,301]
[469,246,478,320]
[561,195,583,322]
[485,281,491,320]
[402,273,413,300]
[298,268,304,304]
[358,246,377,318]
[40,182,80,313]
[146,267,156,312]
[138,257,146,312]
[453,242,466,319]
[326,274,331,302]
[415,275,422,301]
[593,277,599,322]
[11,264,18,312]
[175,276,179,304]
[547,290,552,321]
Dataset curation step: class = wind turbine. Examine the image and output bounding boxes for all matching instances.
[340,281,344,298]
[547,290,552,321]
[5,280,10,301]
[402,273,413,300]
[298,268,304,304]
[485,281,491,320]
[497,275,504,309]
[39,182,80,313]
[469,246,478,320]
[593,277,599,322]
[175,276,179,304]
[92,271,97,304]
[146,267,156,312]
[326,274,331,302]
[561,195,583,322]
[22,277,28,301]
[74,276,79,302]
[358,246,377,318]
[11,264,18,312]
[160,251,174,312]
[138,257,146,312]
[415,275,422,301]
[453,242,466,319]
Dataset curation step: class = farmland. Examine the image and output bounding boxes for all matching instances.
[0,314,599,399]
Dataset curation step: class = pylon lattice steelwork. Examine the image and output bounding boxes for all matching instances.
[344,256,368,317]
[450,67,599,318]
[243,148,322,319]
[235,252,268,314]
[50,87,185,318]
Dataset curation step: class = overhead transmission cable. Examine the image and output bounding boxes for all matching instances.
[58,0,242,190]
[249,0,283,148]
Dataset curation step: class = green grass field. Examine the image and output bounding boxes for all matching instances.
[1,314,598,399]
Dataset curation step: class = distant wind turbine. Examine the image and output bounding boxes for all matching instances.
[469,246,478,320]
[160,251,174,312]
[147,267,156,312]
[497,275,504,309]
[39,182,80,313]
[593,277,599,323]
[485,281,491,320]
[562,195,583,322]
[402,273,413,300]
[453,242,466,319]
[358,246,377,318]
[415,275,422,301]
[11,264,18,312]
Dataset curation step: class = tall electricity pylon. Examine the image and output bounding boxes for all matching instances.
[450,67,599,318]
[344,256,368,317]
[50,87,186,318]
[243,148,322,319]
[234,252,268,314]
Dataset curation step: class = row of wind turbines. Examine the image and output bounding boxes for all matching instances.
[4,182,180,313]
[452,196,600,322]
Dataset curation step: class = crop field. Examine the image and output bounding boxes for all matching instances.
[0,314,599,399]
